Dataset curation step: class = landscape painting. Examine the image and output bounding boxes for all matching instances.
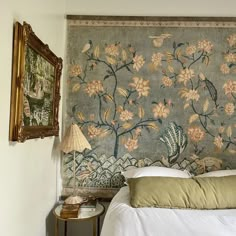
[9,21,62,142]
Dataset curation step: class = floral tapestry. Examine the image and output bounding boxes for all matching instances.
[63,17,236,197]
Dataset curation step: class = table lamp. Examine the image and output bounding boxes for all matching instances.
[60,123,91,204]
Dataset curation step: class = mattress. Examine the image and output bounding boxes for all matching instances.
[101,186,236,236]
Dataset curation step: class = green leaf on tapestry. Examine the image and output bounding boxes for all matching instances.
[177,43,184,47]
[225,142,230,150]
[228,63,236,68]
[203,117,207,128]
[173,41,176,49]
[205,79,218,106]
[210,119,215,125]
[104,75,110,80]
[72,105,76,113]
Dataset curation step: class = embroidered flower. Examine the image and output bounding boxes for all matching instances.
[198,40,213,53]
[133,55,145,71]
[186,45,196,55]
[185,89,200,102]
[88,125,101,138]
[188,126,205,142]
[223,80,236,96]
[162,76,173,87]
[152,102,170,118]
[218,126,225,134]
[69,65,82,77]
[225,103,235,116]
[120,110,134,121]
[220,64,230,74]
[227,34,236,47]
[151,52,164,67]
[224,53,236,63]
[125,138,138,152]
[105,44,119,56]
[178,68,195,86]
[129,77,150,97]
[85,80,104,97]
[135,127,142,136]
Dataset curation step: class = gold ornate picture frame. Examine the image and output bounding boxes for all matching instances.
[9,21,63,142]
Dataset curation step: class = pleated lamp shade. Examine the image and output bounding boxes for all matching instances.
[60,123,91,153]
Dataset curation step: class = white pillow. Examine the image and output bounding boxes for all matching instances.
[122,166,191,179]
[197,169,236,177]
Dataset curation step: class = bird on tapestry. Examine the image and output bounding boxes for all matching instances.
[81,40,92,53]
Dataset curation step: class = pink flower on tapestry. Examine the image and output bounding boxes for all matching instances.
[119,110,133,121]
[185,45,196,55]
[214,136,224,149]
[69,64,83,77]
[197,39,213,53]
[88,125,101,138]
[162,76,173,87]
[225,103,235,116]
[84,80,104,97]
[135,127,142,136]
[220,64,230,74]
[223,80,236,96]
[151,52,163,67]
[178,68,195,86]
[124,138,138,152]
[224,53,236,63]
[133,54,145,71]
[185,89,200,102]
[129,76,150,97]
[152,102,170,118]
[188,126,205,142]
[105,43,119,56]
[218,126,225,134]
[227,34,236,47]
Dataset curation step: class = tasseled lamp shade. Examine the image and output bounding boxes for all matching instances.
[60,123,91,205]
[60,123,91,153]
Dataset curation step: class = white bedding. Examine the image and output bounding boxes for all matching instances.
[101,186,236,236]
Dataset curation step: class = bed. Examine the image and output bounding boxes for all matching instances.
[101,167,236,236]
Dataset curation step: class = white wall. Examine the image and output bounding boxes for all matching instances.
[0,1,65,236]
[65,0,236,17]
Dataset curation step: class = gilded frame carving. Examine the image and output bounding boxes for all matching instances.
[9,21,63,142]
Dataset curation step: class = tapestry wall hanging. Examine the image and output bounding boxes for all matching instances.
[9,21,62,142]
[63,16,236,198]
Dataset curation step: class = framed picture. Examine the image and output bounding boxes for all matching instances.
[63,16,236,198]
[9,21,63,142]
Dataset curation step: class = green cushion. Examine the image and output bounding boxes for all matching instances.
[128,175,236,209]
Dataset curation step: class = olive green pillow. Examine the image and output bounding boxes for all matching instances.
[128,175,236,209]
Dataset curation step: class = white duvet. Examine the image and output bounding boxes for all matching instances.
[101,186,236,236]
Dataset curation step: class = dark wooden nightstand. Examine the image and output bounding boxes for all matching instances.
[53,202,105,236]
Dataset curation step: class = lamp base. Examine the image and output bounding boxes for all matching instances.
[64,195,86,205]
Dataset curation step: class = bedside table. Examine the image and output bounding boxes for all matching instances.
[53,202,105,236]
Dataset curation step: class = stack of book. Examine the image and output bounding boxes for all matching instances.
[80,198,97,212]
[60,204,80,219]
